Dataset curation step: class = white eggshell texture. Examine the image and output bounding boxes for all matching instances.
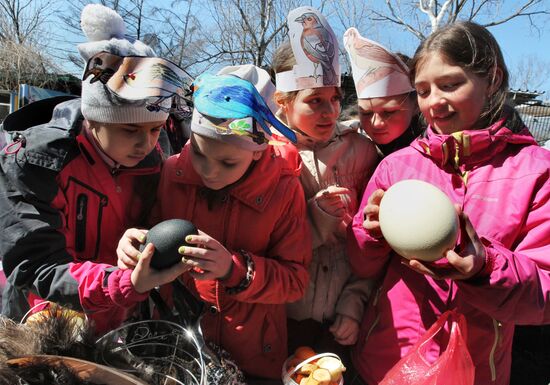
[379,179,459,261]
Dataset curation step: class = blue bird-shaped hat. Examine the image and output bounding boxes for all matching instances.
[191,70,297,149]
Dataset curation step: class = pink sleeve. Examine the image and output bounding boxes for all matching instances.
[457,171,550,324]
[71,262,148,311]
[347,164,392,279]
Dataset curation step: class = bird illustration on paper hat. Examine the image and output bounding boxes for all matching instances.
[344,28,411,96]
[295,11,336,86]
[83,51,190,112]
[192,73,297,143]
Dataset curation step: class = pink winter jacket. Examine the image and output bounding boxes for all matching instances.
[348,113,550,385]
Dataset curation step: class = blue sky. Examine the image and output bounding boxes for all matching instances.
[354,9,550,100]
[55,1,550,100]
[491,18,550,97]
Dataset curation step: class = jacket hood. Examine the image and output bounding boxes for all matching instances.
[2,96,79,133]
[411,108,537,170]
[172,144,300,212]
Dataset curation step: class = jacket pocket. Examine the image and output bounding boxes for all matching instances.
[75,194,88,252]
[66,177,108,261]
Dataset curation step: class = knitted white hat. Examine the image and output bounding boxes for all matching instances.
[77,4,170,123]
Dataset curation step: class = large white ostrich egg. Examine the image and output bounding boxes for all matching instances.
[379,179,459,261]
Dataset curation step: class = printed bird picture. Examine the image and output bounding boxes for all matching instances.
[192,73,297,143]
[83,51,191,112]
[295,11,336,86]
[344,28,409,94]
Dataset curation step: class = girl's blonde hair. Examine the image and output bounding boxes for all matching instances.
[410,21,509,127]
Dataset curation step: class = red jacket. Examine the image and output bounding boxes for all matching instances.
[155,144,311,378]
[0,98,163,330]
[91,143,312,378]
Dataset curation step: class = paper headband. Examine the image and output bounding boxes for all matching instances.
[343,28,414,99]
[83,51,192,115]
[191,73,297,147]
[276,7,340,92]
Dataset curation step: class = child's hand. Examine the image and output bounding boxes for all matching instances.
[315,186,352,218]
[403,206,486,280]
[117,228,147,269]
[130,243,191,293]
[329,314,360,345]
[362,189,385,239]
[179,230,233,281]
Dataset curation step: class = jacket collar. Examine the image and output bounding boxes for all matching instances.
[77,131,163,175]
[411,110,537,171]
[294,122,354,150]
[172,144,294,212]
[79,124,163,174]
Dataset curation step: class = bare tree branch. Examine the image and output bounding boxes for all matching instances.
[370,0,550,40]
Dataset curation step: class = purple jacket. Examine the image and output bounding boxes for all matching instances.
[348,112,550,385]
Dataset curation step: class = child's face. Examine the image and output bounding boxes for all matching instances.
[190,133,262,191]
[414,53,491,134]
[282,86,341,142]
[92,121,163,167]
[358,94,416,145]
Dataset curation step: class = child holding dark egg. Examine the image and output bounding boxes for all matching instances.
[115,64,312,380]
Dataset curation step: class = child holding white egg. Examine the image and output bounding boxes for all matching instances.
[348,21,550,385]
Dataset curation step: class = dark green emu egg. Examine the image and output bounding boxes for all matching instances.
[141,219,198,270]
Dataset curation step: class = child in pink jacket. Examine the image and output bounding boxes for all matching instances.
[348,21,550,385]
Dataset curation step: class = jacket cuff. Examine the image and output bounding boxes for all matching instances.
[308,196,345,248]
[108,269,149,307]
[220,253,247,288]
[469,237,495,280]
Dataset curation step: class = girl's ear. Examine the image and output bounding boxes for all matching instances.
[274,90,287,109]
[252,151,263,161]
[488,67,504,96]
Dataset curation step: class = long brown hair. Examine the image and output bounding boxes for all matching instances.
[410,21,509,127]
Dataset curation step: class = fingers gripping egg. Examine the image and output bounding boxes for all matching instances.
[140,219,198,269]
[378,179,459,261]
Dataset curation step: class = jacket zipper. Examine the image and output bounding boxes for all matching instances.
[75,194,88,252]
[333,165,341,187]
[489,318,500,381]
[364,286,382,344]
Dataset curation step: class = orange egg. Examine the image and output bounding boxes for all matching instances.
[294,346,316,361]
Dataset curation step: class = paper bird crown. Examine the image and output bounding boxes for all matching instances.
[275,6,340,92]
[191,110,269,151]
[82,51,192,120]
[343,27,414,99]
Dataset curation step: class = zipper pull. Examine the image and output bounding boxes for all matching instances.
[77,199,85,221]
[333,165,341,187]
